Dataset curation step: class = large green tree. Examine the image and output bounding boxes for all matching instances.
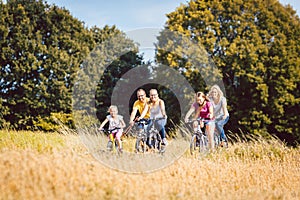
[0,0,93,129]
[72,25,146,126]
[156,0,300,144]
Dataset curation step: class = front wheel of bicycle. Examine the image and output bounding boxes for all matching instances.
[190,135,199,155]
[214,132,220,148]
[106,141,113,151]
[135,138,146,153]
[190,134,207,155]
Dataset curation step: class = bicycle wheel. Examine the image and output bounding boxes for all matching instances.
[156,134,163,153]
[199,135,208,152]
[136,129,148,153]
[142,139,147,152]
[190,134,200,155]
[135,138,146,153]
[148,130,159,152]
[214,132,220,148]
[106,141,113,151]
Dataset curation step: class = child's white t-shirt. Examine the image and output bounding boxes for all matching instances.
[107,115,123,130]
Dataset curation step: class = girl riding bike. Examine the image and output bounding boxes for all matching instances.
[185,92,215,150]
[98,105,126,153]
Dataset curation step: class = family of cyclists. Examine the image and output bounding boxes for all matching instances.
[98,84,229,153]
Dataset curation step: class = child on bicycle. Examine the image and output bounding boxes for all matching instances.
[99,105,126,152]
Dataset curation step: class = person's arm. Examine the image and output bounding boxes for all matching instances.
[208,103,214,119]
[138,103,149,120]
[184,106,195,123]
[99,118,108,130]
[129,107,138,126]
[119,117,126,129]
[222,98,229,119]
[159,99,167,118]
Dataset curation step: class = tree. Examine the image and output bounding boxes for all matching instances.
[156,0,300,144]
[72,25,146,126]
[95,49,144,123]
[0,0,93,129]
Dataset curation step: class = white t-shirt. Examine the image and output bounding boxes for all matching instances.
[211,97,229,119]
[107,115,123,130]
[150,100,164,119]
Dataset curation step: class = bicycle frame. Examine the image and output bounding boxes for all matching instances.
[148,117,166,154]
[134,119,149,153]
[100,127,121,154]
[186,118,208,155]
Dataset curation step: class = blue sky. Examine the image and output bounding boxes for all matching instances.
[46,0,300,31]
[45,0,186,31]
[44,0,300,61]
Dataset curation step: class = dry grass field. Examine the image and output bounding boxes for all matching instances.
[0,129,299,200]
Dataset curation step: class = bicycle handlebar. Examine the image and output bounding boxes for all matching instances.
[100,127,121,134]
[135,118,149,125]
[149,117,167,121]
[185,118,203,124]
[185,117,214,124]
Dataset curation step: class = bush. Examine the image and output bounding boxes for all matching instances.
[34,112,75,132]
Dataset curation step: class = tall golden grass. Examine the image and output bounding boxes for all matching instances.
[0,129,299,200]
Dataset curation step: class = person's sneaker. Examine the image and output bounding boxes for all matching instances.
[162,138,168,146]
[220,141,227,147]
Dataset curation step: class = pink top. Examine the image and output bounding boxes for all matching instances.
[192,101,212,119]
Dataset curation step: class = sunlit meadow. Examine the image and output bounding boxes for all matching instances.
[0,129,299,200]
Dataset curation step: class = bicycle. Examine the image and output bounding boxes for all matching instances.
[186,118,208,155]
[100,127,123,154]
[147,117,167,154]
[134,118,149,153]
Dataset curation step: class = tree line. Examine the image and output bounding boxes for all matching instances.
[0,0,299,145]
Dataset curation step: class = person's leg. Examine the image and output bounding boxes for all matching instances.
[192,120,198,132]
[206,121,215,150]
[156,119,167,145]
[146,119,153,148]
[156,119,166,138]
[216,116,229,142]
[115,130,123,149]
[156,119,166,143]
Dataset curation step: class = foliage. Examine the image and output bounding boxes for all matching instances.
[0,98,10,128]
[72,110,99,129]
[72,25,122,116]
[91,30,144,122]
[34,112,75,132]
[156,0,300,145]
[0,0,93,130]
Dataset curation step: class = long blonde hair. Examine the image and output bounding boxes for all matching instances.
[108,105,118,113]
[208,84,224,102]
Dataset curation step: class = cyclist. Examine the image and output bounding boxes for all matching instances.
[129,88,150,126]
[208,84,229,147]
[184,92,215,149]
[99,105,126,152]
[138,89,168,146]
[129,88,151,150]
